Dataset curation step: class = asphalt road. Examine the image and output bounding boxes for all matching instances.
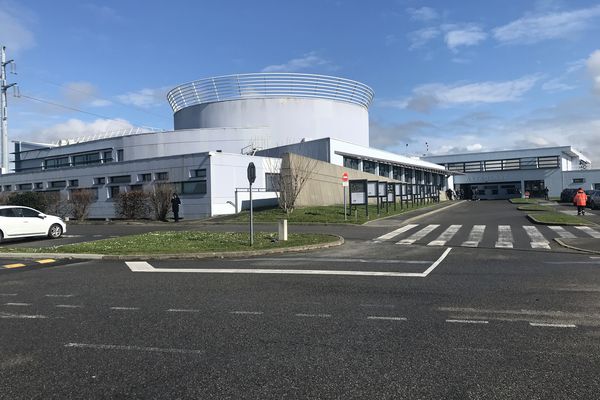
[1,201,600,399]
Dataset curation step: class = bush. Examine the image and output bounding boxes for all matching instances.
[69,189,95,220]
[44,192,72,219]
[148,183,174,221]
[8,191,49,212]
[114,191,150,220]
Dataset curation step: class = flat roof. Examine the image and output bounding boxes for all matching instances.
[423,145,589,162]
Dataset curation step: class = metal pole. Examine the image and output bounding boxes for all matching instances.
[343,186,347,221]
[0,46,8,174]
[249,183,254,246]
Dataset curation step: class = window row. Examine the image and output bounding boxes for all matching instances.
[342,156,444,184]
[446,156,560,173]
[43,149,124,170]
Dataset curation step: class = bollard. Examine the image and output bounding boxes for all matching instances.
[278,219,288,241]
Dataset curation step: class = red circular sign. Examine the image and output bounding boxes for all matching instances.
[342,172,349,182]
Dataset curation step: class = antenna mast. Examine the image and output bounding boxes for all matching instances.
[1,46,17,174]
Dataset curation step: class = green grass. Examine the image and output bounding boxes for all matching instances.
[1,231,339,255]
[211,202,442,225]
[527,212,593,226]
[517,204,554,212]
[509,198,541,204]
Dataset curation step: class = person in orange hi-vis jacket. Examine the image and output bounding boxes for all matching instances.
[573,188,588,216]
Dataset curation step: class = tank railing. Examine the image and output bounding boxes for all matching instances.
[167,73,374,113]
[51,126,164,146]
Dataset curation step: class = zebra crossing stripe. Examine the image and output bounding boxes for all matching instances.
[428,225,462,246]
[574,226,600,238]
[374,224,418,242]
[523,226,551,249]
[495,225,513,248]
[547,226,575,239]
[397,224,440,245]
[462,225,486,247]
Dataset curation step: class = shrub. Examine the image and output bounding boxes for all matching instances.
[43,192,72,219]
[148,183,174,221]
[8,191,49,212]
[114,191,150,220]
[69,189,96,220]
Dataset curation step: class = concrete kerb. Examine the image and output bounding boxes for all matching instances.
[554,238,600,255]
[0,236,344,261]
[526,214,597,226]
[362,200,465,226]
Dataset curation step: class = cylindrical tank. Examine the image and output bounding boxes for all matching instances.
[167,73,374,148]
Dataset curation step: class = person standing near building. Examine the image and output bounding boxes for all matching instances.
[574,188,587,215]
[544,187,549,201]
[171,193,182,222]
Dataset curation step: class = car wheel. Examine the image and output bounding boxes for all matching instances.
[0,230,3,243]
[48,224,63,239]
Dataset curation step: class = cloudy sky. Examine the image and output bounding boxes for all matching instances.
[2,0,600,164]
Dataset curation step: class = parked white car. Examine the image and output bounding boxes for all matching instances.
[0,206,66,242]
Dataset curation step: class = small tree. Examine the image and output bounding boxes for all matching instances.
[114,191,150,220]
[8,191,49,212]
[43,192,72,219]
[69,189,96,221]
[275,153,318,214]
[148,183,174,221]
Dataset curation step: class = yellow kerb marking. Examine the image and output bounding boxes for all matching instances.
[3,263,26,269]
[36,259,56,264]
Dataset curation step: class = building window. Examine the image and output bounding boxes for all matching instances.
[502,159,520,170]
[594,183,600,190]
[72,152,101,166]
[537,156,559,169]
[129,184,144,192]
[50,180,67,189]
[94,177,106,185]
[69,179,79,187]
[520,157,537,170]
[34,182,43,190]
[44,157,69,169]
[484,160,502,171]
[265,173,280,191]
[447,163,464,172]
[103,150,113,163]
[192,169,207,178]
[108,186,120,199]
[572,178,585,184]
[3,185,11,192]
[378,163,390,177]
[405,168,414,181]
[70,187,99,201]
[343,157,360,170]
[392,166,402,181]
[363,160,377,174]
[117,149,124,162]
[180,181,207,194]
[138,173,152,182]
[155,172,169,181]
[463,161,482,172]
[110,175,130,184]
[17,183,33,191]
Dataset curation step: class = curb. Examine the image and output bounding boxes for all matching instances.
[554,238,600,255]
[0,236,345,261]
[526,214,596,226]
[363,200,465,227]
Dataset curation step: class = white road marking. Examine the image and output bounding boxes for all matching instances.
[495,225,513,248]
[547,226,576,239]
[166,309,200,313]
[428,225,462,246]
[230,311,263,315]
[446,319,489,324]
[529,322,576,328]
[462,225,485,247]
[574,226,600,238]
[0,312,47,319]
[62,235,82,238]
[110,307,139,311]
[233,257,430,265]
[4,303,31,306]
[125,249,452,278]
[360,304,395,308]
[397,224,440,245]
[367,316,407,321]
[373,224,418,242]
[295,313,331,318]
[45,294,74,298]
[55,305,82,308]
[64,343,204,355]
[0,293,17,296]
[523,225,551,249]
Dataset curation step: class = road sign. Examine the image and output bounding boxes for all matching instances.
[247,162,256,184]
[342,172,349,187]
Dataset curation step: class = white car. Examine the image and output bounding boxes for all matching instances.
[0,205,66,242]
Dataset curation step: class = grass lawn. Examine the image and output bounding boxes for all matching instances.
[517,204,555,212]
[1,231,339,255]
[211,202,442,225]
[509,198,541,204]
[527,212,593,225]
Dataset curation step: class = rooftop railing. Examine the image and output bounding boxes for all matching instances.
[167,73,374,113]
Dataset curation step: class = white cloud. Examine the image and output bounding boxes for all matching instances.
[466,143,483,151]
[383,76,540,112]
[444,25,487,51]
[82,4,125,23]
[0,1,35,52]
[261,52,335,73]
[587,50,600,94]
[116,87,168,108]
[59,81,112,107]
[16,118,134,143]
[541,78,576,93]
[406,7,438,22]
[407,27,440,50]
[493,5,600,44]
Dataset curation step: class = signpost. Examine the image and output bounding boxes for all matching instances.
[247,162,256,246]
[342,172,349,221]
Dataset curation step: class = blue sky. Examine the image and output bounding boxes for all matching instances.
[2,0,600,164]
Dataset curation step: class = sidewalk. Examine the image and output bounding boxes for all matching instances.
[363,200,465,228]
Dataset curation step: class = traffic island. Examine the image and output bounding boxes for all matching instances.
[526,212,595,226]
[0,231,343,260]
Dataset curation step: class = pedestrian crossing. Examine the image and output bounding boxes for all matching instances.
[374,224,600,250]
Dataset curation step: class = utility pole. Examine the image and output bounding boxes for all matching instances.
[1,46,17,174]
